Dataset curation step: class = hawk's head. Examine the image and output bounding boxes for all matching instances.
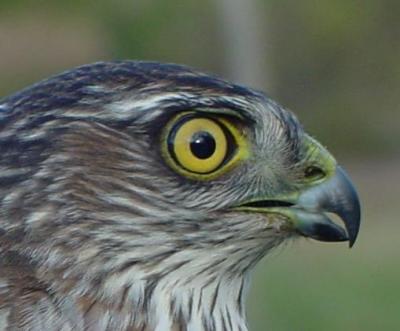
[0,61,360,330]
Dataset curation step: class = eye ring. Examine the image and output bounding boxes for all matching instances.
[168,116,228,174]
[162,112,249,180]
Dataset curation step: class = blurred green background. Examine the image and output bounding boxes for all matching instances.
[0,0,398,330]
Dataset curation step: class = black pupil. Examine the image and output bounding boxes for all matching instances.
[190,131,216,159]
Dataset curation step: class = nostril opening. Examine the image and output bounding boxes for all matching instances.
[304,166,326,181]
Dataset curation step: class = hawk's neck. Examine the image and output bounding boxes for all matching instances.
[145,274,250,331]
[72,273,251,331]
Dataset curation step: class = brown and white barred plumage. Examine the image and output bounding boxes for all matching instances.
[0,61,359,331]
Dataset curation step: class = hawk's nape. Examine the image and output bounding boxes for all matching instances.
[0,61,360,331]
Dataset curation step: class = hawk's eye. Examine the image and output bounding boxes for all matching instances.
[162,113,249,179]
[169,117,228,174]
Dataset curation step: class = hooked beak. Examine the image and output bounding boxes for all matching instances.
[292,166,360,247]
[236,166,361,247]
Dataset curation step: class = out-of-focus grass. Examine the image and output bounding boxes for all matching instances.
[248,160,400,330]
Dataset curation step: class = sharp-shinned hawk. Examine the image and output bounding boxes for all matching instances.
[0,61,360,331]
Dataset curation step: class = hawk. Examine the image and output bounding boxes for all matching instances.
[0,61,360,331]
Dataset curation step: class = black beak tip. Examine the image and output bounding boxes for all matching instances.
[346,206,361,248]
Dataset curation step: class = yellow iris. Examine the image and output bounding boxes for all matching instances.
[162,112,249,180]
[172,118,227,173]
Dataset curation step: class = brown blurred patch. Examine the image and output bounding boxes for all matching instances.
[0,10,107,94]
